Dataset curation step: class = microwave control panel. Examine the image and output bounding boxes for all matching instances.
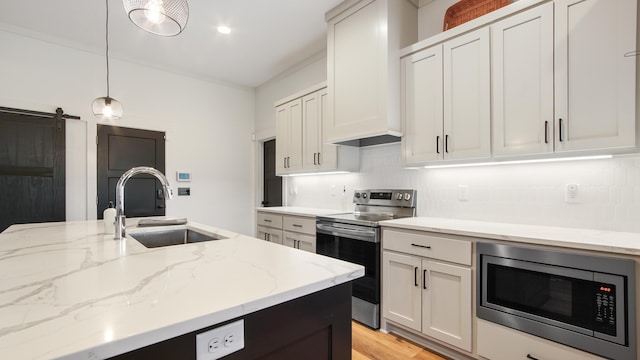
[595,284,616,336]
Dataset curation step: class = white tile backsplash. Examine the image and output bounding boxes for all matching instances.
[286,143,640,233]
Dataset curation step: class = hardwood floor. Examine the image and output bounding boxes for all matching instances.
[352,321,448,360]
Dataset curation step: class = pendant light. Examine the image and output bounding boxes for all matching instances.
[92,0,123,120]
[122,0,189,36]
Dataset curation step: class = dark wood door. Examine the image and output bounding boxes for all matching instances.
[262,139,282,207]
[97,125,166,219]
[0,110,65,232]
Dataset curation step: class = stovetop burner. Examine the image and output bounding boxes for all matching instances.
[317,189,417,227]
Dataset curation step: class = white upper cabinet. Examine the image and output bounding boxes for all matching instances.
[554,0,637,153]
[275,99,303,174]
[402,27,491,165]
[443,28,491,161]
[326,0,417,145]
[401,0,637,165]
[302,89,339,171]
[276,84,359,176]
[492,2,554,157]
[402,45,444,165]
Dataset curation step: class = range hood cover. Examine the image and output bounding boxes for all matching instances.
[333,134,401,147]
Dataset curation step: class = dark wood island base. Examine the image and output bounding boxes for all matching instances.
[112,282,353,360]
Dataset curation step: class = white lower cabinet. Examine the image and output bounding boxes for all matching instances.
[256,211,316,253]
[382,228,472,352]
[477,319,605,360]
[257,212,283,245]
[257,225,283,245]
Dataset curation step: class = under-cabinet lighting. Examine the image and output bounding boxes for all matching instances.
[422,155,613,169]
[282,171,349,177]
[217,25,231,34]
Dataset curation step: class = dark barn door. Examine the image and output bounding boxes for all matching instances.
[97,125,166,219]
[0,109,66,232]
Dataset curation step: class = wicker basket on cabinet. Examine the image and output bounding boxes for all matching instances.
[443,0,510,31]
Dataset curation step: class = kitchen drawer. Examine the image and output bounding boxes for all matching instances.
[382,228,471,266]
[257,212,283,229]
[283,215,315,235]
[477,319,604,360]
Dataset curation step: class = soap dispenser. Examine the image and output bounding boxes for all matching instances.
[103,201,116,234]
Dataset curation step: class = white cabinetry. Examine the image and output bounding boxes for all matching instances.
[554,0,637,153]
[282,216,316,253]
[325,0,417,145]
[382,228,472,352]
[275,99,302,174]
[276,84,358,176]
[256,211,316,253]
[492,2,554,157]
[402,0,637,165]
[477,319,604,360]
[402,27,490,165]
[256,212,283,245]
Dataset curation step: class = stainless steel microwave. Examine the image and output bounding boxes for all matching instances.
[477,242,636,360]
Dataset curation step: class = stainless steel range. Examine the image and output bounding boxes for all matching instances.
[316,189,417,329]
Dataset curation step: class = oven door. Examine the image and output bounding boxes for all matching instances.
[316,221,380,305]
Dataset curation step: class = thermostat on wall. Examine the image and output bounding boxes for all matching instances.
[176,171,191,182]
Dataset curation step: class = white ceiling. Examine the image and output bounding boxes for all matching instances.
[0,0,344,88]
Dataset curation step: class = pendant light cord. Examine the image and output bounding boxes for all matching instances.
[105,0,111,98]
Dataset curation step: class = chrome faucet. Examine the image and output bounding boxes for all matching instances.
[114,166,172,240]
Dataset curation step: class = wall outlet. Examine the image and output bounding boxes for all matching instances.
[565,183,580,203]
[458,185,469,202]
[196,319,244,359]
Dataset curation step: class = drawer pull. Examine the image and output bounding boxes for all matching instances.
[526,355,539,360]
[263,219,272,223]
[411,243,431,249]
[292,224,303,228]
[414,267,418,287]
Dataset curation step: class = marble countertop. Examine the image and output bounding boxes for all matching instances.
[256,206,346,217]
[381,217,640,256]
[0,219,364,360]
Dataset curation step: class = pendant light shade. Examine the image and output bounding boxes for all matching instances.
[123,0,189,36]
[92,97,123,120]
[93,0,123,120]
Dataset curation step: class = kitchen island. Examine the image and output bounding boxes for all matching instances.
[0,219,364,359]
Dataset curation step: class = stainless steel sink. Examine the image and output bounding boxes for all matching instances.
[129,228,226,248]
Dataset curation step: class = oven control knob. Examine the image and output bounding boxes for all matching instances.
[396,193,403,200]
[362,193,368,199]
[404,193,411,201]
[354,193,361,199]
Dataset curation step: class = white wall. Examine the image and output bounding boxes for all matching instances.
[0,30,256,235]
[287,144,640,233]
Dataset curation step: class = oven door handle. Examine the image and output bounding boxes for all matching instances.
[316,224,378,243]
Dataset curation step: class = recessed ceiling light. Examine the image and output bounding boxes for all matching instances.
[217,26,231,34]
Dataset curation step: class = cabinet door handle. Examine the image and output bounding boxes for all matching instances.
[526,355,540,360]
[558,118,564,142]
[317,152,321,165]
[287,157,290,168]
[445,135,449,153]
[313,152,317,165]
[414,267,418,287]
[544,121,548,144]
[423,269,428,290]
[436,136,440,154]
[411,243,431,249]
